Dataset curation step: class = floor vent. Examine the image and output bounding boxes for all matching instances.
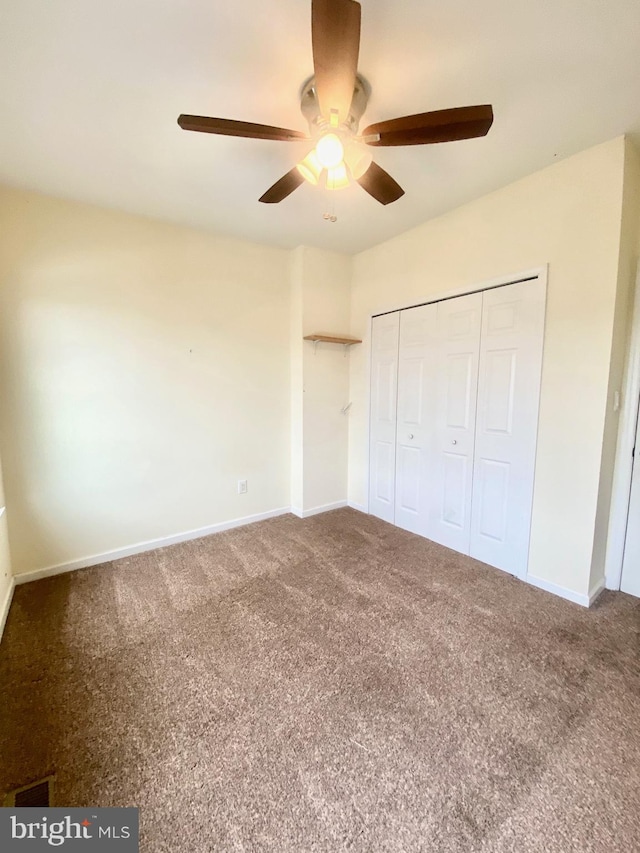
[4,776,54,807]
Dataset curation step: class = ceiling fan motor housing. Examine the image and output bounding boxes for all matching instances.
[300,74,370,138]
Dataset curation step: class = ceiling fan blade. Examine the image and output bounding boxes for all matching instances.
[178,115,307,142]
[259,168,305,203]
[363,105,494,147]
[312,0,361,125]
[357,162,404,205]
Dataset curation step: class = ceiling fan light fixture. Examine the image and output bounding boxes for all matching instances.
[178,1,494,207]
[325,162,350,191]
[315,132,344,169]
[297,150,323,185]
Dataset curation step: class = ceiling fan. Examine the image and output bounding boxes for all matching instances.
[177,0,494,206]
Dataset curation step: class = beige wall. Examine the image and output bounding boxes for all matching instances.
[290,246,351,514]
[0,187,291,575]
[348,137,627,600]
[300,248,351,512]
[290,248,305,513]
[590,139,640,589]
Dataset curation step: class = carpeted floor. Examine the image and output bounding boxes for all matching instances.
[1,508,639,852]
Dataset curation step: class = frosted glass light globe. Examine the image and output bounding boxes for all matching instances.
[326,163,350,190]
[344,140,373,179]
[315,133,344,169]
[297,150,323,185]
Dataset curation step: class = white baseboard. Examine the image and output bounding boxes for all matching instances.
[525,573,592,607]
[290,501,348,519]
[0,577,15,642]
[14,507,291,586]
[348,501,367,513]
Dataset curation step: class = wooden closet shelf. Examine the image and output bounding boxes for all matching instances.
[303,334,362,346]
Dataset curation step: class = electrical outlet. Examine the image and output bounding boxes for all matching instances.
[238,479,248,495]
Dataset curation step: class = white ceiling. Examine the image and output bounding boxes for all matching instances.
[2,0,640,254]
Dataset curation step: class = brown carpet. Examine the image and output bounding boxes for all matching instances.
[1,508,639,852]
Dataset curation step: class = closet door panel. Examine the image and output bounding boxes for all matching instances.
[397,445,421,514]
[369,313,400,523]
[395,304,437,535]
[470,279,546,576]
[475,458,509,542]
[442,452,470,529]
[427,293,482,552]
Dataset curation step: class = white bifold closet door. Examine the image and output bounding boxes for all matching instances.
[369,312,400,523]
[369,277,545,578]
[395,303,437,535]
[427,292,482,552]
[469,279,545,576]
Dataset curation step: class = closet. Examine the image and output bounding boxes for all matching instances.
[369,278,546,578]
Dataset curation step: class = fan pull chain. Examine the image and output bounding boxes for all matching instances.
[322,187,338,223]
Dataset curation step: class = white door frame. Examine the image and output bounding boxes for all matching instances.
[605,264,640,590]
[361,265,549,515]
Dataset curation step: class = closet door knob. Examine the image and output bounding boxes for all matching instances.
[452,440,457,445]
[408,434,414,440]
